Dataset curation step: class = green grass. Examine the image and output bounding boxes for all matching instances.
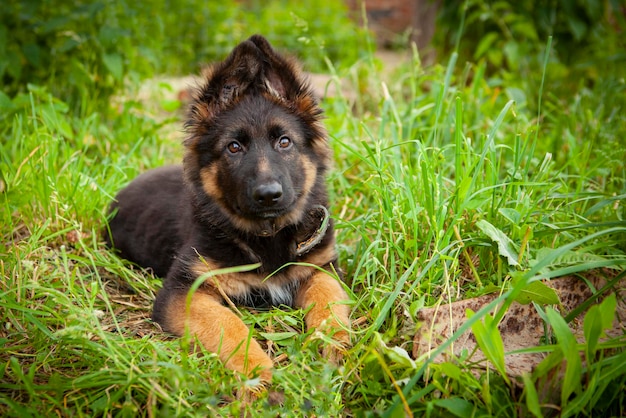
[2,5,626,418]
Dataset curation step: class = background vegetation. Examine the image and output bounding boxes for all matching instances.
[1,0,625,416]
[0,0,367,111]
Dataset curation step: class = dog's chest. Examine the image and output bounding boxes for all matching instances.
[230,278,300,308]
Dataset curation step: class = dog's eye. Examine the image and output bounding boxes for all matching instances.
[227,142,242,154]
[277,136,291,149]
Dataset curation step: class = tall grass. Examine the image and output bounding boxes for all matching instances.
[324,42,625,415]
[2,9,626,418]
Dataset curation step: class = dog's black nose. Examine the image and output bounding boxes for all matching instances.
[253,182,283,206]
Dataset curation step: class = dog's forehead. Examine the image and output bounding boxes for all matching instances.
[222,96,301,134]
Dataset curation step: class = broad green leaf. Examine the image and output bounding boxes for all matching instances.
[5,50,22,79]
[476,219,519,266]
[0,90,16,113]
[474,32,499,60]
[503,40,520,70]
[513,279,560,305]
[259,332,297,342]
[433,397,475,418]
[438,362,462,381]
[102,53,124,81]
[161,99,181,112]
[375,333,416,369]
[531,248,609,273]
[583,304,603,360]
[512,20,539,40]
[487,49,503,66]
[499,207,521,224]
[567,17,587,41]
[584,293,617,359]
[533,347,564,381]
[505,87,527,106]
[23,43,42,66]
[597,293,617,330]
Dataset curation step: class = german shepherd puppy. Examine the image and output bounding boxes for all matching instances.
[105,35,350,383]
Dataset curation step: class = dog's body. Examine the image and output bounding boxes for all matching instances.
[106,35,350,382]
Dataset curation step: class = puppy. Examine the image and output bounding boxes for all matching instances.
[106,35,350,382]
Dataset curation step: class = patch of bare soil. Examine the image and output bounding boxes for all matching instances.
[413,269,625,377]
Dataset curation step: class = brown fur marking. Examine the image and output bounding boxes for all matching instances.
[295,270,351,346]
[199,164,222,200]
[163,290,273,381]
[190,247,339,299]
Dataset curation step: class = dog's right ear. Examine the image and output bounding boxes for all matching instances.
[187,40,265,129]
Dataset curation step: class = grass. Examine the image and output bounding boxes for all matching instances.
[2,7,626,418]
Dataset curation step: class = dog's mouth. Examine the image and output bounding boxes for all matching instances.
[254,212,287,237]
[255,205,330,252]
[253,216,289,237]
[234,204,290,219]
[231,204,293,236]
[254,209,287,219]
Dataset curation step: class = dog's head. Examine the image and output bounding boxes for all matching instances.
[184,35,331,236]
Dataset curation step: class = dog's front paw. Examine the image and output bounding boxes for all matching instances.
[226,347,274,385]
[322,337,349,365]
[313,317,351,365]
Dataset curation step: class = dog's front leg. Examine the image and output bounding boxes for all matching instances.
[295,270,351,358]
[154,289,273,382]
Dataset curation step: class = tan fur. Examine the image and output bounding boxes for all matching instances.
[295,270,351,347]
[186,246,350,373]
[311,133,332,167]
[199,164,222,200]
[300,241,337,268]
[256,156,271,176]
[164,290,273,381]
[190,260,295,299]
[190,241,338,298]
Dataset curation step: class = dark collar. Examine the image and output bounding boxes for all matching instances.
[235,205,331,263]
[295,205,330,256]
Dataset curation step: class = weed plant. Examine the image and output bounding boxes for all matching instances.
[1,2,625,417]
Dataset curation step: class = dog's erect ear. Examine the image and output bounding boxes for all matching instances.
[200,39,264,107]
[247,35,321,122]
[189,36,316,123]
[245,34,306,102]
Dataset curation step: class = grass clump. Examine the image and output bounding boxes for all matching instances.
[2,1,626,417]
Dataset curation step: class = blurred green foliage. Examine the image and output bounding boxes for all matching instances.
[0,0,368,109]
[436,0,626,91]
